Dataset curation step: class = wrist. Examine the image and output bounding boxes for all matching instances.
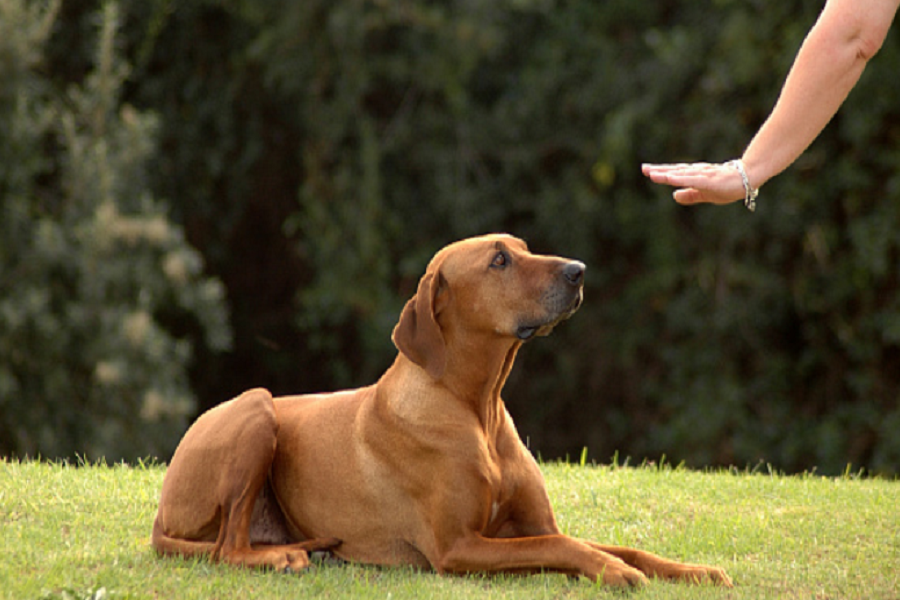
[739,155,773,191]
[728,159,759,212]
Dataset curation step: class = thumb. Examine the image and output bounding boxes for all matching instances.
[673,188,702,205]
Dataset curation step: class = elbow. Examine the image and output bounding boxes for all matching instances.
[853,11,894,61]
[816,0,897,63]
[856,32,886,62]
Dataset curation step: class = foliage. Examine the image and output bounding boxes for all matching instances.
[0,1,230,461]
[4,0,899,472]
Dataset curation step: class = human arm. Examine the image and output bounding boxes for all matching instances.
[642,0,899,206]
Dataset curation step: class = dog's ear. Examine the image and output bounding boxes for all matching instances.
[392,268,447,380]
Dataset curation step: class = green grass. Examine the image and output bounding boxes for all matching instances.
[1,458,898,600]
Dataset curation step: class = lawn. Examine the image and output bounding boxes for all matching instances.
[1,458,897,599]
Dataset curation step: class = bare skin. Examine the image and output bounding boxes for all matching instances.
[642,0,899,207]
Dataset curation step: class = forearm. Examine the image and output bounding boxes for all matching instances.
[742,0,897,189]
[641,0,898,208]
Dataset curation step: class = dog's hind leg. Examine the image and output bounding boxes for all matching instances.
[152,388,338,571]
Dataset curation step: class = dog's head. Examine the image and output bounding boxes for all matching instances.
[392,234,585,380]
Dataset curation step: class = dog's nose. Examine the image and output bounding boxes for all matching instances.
[562,261,585,286]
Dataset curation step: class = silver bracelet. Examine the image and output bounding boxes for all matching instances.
[727,159,758,212]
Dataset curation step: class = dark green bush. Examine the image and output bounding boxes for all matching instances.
[0,1,230,461]
[6,0,898,474]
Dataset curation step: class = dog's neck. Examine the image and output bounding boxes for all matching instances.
[440,337,522,438]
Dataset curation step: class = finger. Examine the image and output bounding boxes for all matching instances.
[643,163,687,177]
[644,168,719,187]
[648,171,714,188]
[641,163,685,175]
[643,169,676,185]
[643,162,716,174]
[673,188,704,205]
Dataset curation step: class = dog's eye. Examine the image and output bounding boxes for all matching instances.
[490,251,508,269]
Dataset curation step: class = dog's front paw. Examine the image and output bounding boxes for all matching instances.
[671,563,734,587]
[602,564,649,587]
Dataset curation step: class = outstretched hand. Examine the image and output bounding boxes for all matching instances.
[641,162,745,206]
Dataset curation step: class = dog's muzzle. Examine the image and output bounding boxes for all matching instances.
[516,261,585,340]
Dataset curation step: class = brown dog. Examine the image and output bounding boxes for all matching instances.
[152,234,732,587]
